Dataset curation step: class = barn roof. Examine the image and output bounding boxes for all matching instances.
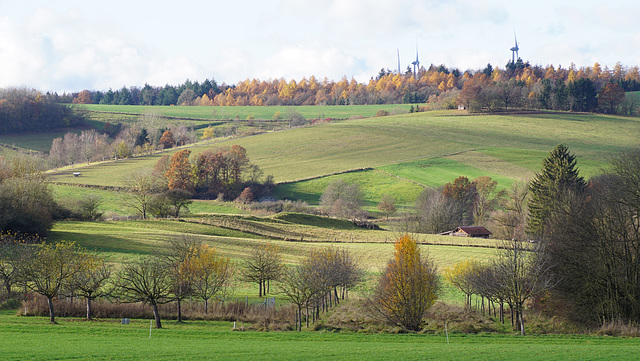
[456,226,492,235]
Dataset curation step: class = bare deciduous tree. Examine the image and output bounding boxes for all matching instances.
[121,169,163,219]
[241,243,283,297]
[68,254,112,320]
[491,240,554,335]
[116,257,172,329]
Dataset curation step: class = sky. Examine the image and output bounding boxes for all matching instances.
[1,0,638,93]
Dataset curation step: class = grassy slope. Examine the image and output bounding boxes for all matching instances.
[2,312,638,361]
[48,110,638,189]
[81,104,413,120]
[48,219,497,271]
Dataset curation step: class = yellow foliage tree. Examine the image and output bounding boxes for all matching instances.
[371,234,440,331]
[201,127,215,140]
[187,244,234,313]
[444,259,481,308]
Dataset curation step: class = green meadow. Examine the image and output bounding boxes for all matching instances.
[2,310,639,361]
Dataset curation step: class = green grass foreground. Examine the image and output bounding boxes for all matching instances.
[1,311,638,360]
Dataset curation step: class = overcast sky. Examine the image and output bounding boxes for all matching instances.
[1,0,637,93]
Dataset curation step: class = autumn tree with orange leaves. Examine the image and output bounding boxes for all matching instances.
[370,234,440,331]
[166,149,193,193]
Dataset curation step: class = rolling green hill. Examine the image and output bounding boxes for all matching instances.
[48,110,640,195]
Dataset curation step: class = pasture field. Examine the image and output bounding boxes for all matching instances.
[1,311,639,360]
[50,184,248,216]
[0,126,95,153]
[48,219,498,271]
[47,110,640,194]
[81,104,413,121]
[273,169,425,208]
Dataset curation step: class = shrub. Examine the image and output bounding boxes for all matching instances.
[375,110,389,117]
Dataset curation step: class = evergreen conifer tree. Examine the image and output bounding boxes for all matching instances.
[528,144,586,236]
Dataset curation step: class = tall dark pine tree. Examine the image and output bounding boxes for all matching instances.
[528,144,586,237]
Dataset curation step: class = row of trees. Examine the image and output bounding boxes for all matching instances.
[2,233,444,332]
[0,88,85,134]
[445,240,553,335]
[64,61,640,112]
[49,123,196,168]
[0,237,233,327]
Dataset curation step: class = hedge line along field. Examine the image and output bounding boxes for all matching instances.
[47,110,640,192]
[2,312,639,361]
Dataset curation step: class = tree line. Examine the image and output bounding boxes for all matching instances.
[1,233,441,332]
[48,122,196,168]
[62,61,640,114]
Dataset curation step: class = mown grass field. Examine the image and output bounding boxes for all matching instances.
[2,310,638,361]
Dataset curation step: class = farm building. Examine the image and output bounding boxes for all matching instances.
[439,226,492,239]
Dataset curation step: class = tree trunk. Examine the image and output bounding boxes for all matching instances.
[205,298,209,314]
[259,280,263,297]
[48,297,56,324]
[519,309,525,335]
[86,297,92,321]
[152,303,162,329]
[177,299,183,323]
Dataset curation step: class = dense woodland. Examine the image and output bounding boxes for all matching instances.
[0,88,85,134]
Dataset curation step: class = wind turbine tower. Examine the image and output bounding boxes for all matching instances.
[411,45,420,79]
[510,32,519,63]
[397,49,401,75]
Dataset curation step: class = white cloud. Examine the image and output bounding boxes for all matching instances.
[257,44,361,81]
[1,1,639,92]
